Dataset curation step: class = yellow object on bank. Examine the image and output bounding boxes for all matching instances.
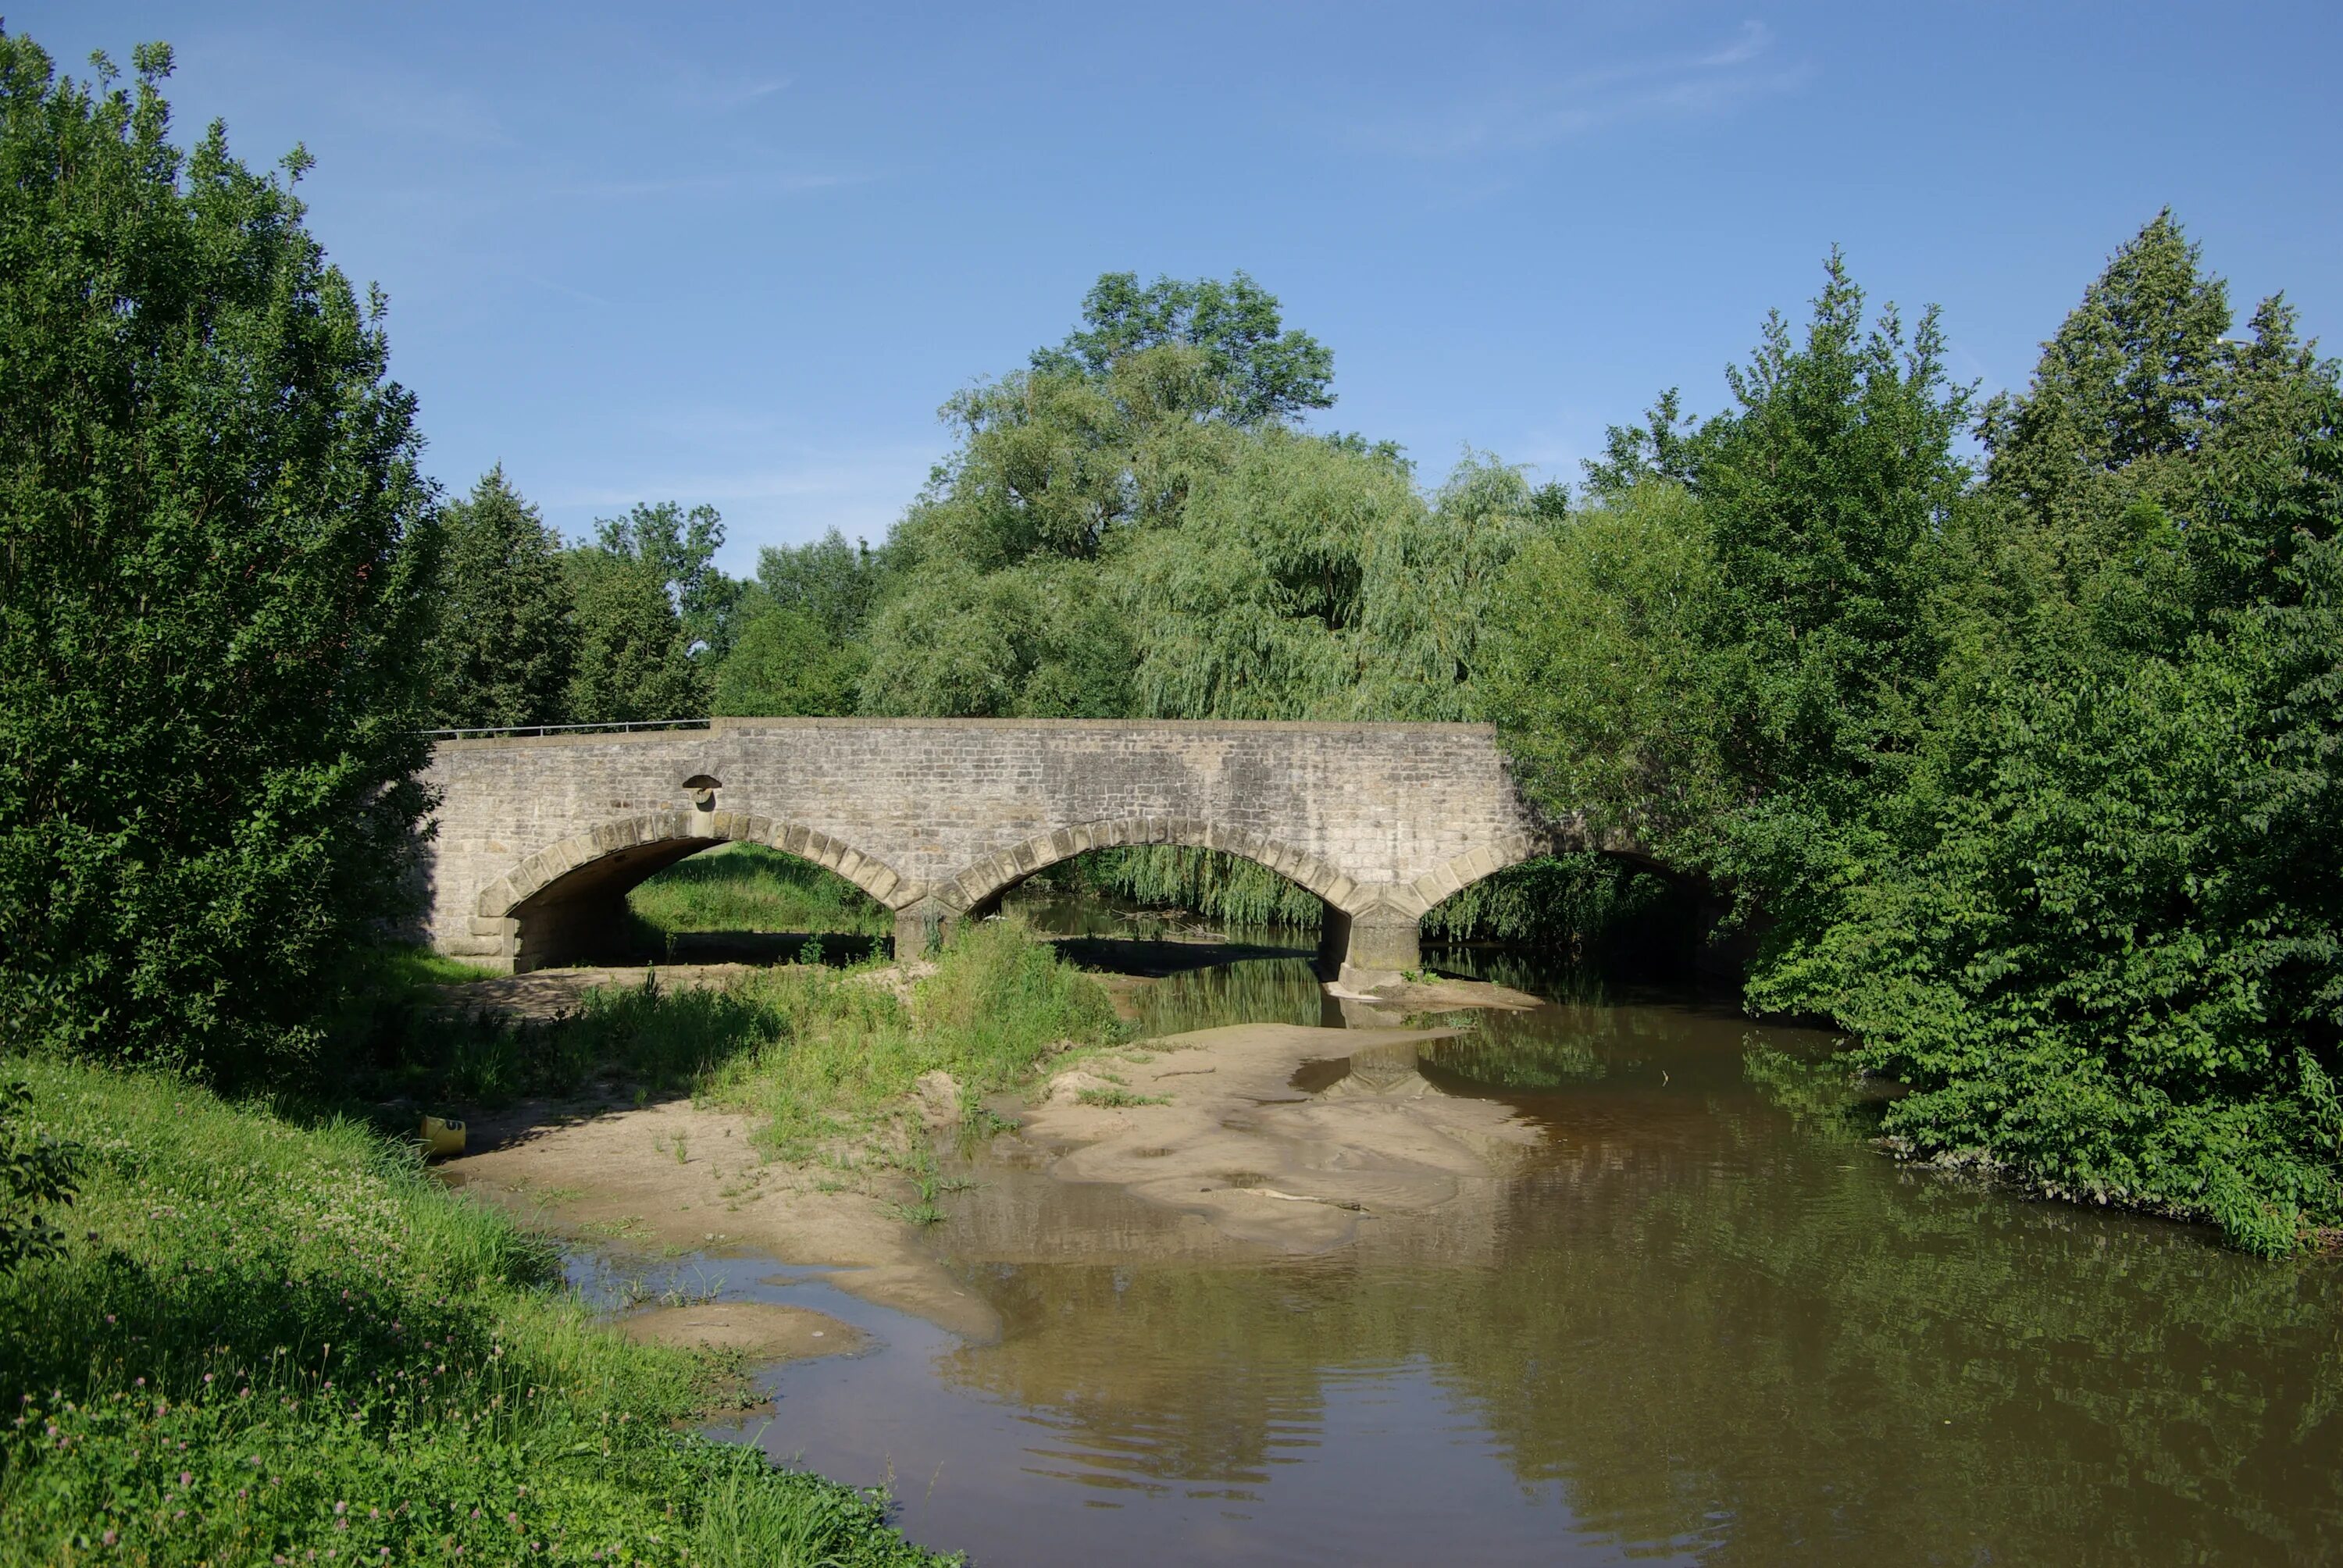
[419,1115,465,1157]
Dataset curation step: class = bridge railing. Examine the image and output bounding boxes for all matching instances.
[419,718,712,740]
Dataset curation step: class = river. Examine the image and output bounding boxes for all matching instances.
[606,925,2343,1564]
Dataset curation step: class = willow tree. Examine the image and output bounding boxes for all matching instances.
[860,272,1336,716]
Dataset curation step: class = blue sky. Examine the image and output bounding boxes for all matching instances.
[22,2,2343,575]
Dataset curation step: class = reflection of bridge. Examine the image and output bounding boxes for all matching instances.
[417,718,1591,985]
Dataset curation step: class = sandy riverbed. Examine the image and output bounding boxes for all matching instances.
[436,965,1543,1345]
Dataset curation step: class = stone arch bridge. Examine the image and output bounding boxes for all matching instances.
[417,718,1598,987]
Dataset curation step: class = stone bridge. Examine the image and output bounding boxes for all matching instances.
[416,718,1589,986]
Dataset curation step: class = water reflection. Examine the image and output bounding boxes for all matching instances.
[1119,954,1328,1037]
[742,951,2343,1566]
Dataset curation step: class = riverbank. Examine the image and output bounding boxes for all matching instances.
[0,1059,956,1566]
[427,926,1556,1332]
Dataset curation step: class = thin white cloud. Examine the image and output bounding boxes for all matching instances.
[561,166,867,201]
[514,273,616,310]
[1696,19,1772,68]
[1346,20,1806,160]
[728,77,794,106]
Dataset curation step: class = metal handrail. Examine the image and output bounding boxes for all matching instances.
[419,718,712,740]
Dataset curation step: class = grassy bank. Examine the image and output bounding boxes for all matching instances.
[555,918,1119,1162]
[377,917,1119,1167]
[627,845,891,944]
[0,1062,957,1566]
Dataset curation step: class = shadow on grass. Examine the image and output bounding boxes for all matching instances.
[1,1060,953,1565]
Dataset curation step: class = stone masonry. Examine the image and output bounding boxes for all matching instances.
[416,717,1590,987]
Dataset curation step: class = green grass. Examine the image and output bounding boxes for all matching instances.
[692,916,1121,1160]
[627,844,891,939]
[1072,1086,1169,1108]
[0,1060,957,1566]
[386,917,1119,1171]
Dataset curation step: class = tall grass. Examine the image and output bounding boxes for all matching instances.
[0,1061,954,1566]
[387,917,1119,1161]
[628,844,890,939]
[696,916,1119,1159]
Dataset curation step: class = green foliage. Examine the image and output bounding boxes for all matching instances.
[1744,224,2343,1250]
[1030,269,1336,428]
[425,467,575,729]
[1075,846,1328,928]
[712,604,867,717]
[0,1059,951,1565]
[562,551,708,723]
[590,500,740,658]
[1490,217,2343,1249]
[559,499,743,723]
[1682,251,1973,824]
[1123,438,1539,721]
[860,558,1135,718]
[626,843,891,939]
[756,528,887,646]
[1420,855,1691,958]
[1479,481,1732,845]
[0,1080,77,1274]
[0,37,437,1078]
[862,271,1354,713]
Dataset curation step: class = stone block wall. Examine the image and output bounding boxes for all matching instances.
[416,718,1574,982]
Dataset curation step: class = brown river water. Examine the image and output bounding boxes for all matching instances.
[576,931,2343,1565]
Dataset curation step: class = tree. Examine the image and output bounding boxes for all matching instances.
[713,604,866,717]
[592,499,743,657]
[1121,436,1536,722]
[1738,216,2343,1251]
[1690,251,1974,810]
[1479,480,1731,846]
[859,559,1135,718]
[1032,269,1335,427]
[1489,251,1974,870]
[864,272,1335,713]
[758,528,887,646]
[562,497,747,722]
[0,35,438,1076]
[563,552,708,722]
[424,467,574,729]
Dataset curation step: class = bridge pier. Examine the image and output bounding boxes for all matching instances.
[1318,900,1422,991]
[892,896,952,960]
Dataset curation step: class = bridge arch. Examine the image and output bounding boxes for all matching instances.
[940,816,1366,918]
[929,818,1550,987]
[472,811,908,972]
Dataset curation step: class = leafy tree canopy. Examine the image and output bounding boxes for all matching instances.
[1489,219,2343,1250]
[424,466,573,729]
[758,528,887,647]
[563,550,708,724]
[713,603,867,718]
[590,499,740,657]
[1031,269,1336,427]
[0,34,437,1077]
